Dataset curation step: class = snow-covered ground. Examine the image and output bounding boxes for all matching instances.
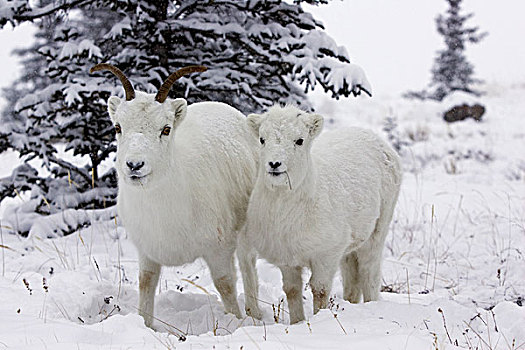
[1,82,524,349]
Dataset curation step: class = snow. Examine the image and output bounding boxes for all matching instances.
[320,59,372,95]
[106,17,132,39]
[59,39,102,60]
[1,81,524,349]
[64,83,83,106]
[28,207,116,239]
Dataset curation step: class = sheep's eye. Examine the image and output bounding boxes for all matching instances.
[295,138,304,146]
[115,124,121,134]
[161,126,171,136]
[259,137,265,145]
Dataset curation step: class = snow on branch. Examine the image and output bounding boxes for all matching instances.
[59,39,102,60]
[0,0,96,27]
[319,59,372,97]
[28,207,116,238]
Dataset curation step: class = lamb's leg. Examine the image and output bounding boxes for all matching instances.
[279,266,305,324]
[340,252,361,303]
[309,260,337,314]
[237,242,263,319]
[205,251,242,318]
[355,211,392,302]
[138,254,161,328]
[354,239,383,302]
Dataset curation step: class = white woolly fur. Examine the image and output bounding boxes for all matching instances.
[239,105,402,324]
[107,91,260,326]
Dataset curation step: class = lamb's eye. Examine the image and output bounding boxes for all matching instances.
[295,138,304,146]
[259,137,265,145]
[161,126,171,136]
[115,123,121,134]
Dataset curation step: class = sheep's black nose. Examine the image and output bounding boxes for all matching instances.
[126,161,144,171]
[269,161,281,169]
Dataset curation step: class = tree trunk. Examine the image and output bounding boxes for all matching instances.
[90,152,99,187]
[146,0,169,67]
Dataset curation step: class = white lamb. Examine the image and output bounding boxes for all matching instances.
[238,105,402,324]
[90,64,261,327]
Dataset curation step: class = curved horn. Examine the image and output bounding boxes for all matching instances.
[90,63,135,101]
[155,65,207,103]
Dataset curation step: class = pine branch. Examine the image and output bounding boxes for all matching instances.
[172,0,202,19]
[97,145,117,164]
[11,0,97,22]
[47,156,92,185]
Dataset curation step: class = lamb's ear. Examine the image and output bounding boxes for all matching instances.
[303,113,324,138]
[170,98,187,127]
[107,96,121,122]
[246,113,263,137]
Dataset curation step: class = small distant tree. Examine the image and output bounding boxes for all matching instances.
[405,0,487,101]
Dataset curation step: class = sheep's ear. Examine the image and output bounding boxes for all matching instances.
[302,113,324,138]
[170,98,187,127]
[107,96,121,122]
[247,113,263,137]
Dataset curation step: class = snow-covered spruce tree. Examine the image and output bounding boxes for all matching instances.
[0,0,370,236]
[0,3,125,236]
[405,0,486,101]
[106,0,371,111]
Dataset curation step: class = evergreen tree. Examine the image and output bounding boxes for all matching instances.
[0,0,370,236]
[405,0,486,101]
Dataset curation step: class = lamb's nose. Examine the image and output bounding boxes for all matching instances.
[269,161,281,169]
[126,161,144,171]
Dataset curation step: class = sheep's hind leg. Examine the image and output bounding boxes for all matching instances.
[355,219,391,302]
[138,255,161,328]
[358,199,398,302]
[237,242,263,319]
[354,239,383,302]
[280,266,305,324]
[309,260,337,315]
[205,251,242,318]
[340,251,361,303]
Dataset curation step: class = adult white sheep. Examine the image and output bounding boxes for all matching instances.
[90,64,261,327]
[238,105,401,324]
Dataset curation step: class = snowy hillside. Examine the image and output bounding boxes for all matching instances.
[1,82,524,349]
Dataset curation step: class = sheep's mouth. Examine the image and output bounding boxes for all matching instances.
[127,172,150,182]
[266,170,293,190]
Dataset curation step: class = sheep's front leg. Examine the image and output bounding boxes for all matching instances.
[138,255,161,328]
[237,242,263,319]
[205,251,242,318]
[280,266,305,324]
[309,260,337,315]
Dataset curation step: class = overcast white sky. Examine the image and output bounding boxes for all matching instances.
[0,1,524,101]
[305,0,525,97]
